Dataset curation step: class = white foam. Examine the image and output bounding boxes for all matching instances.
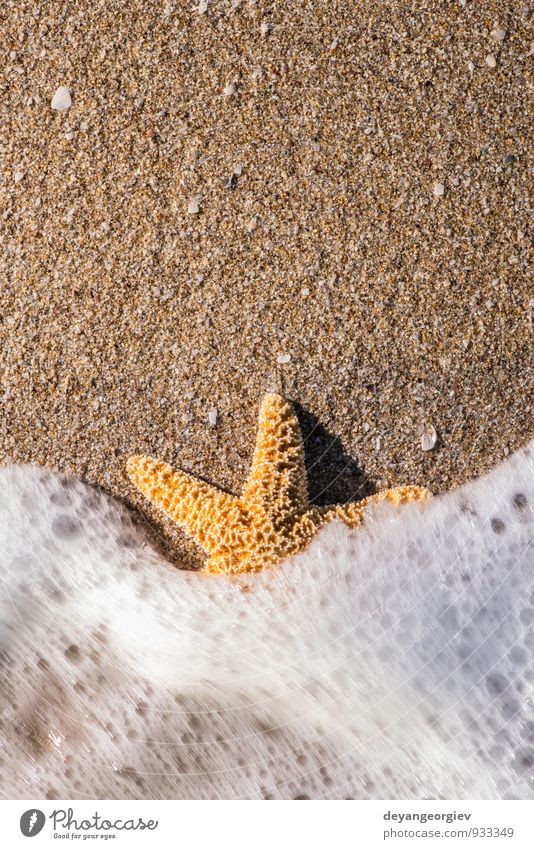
[0,444,533,799]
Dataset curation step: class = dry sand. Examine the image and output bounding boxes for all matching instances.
[1,0,532,566]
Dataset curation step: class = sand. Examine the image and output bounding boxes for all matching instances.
[1,0,532,567]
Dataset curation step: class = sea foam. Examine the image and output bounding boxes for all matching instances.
[0,443,532,799]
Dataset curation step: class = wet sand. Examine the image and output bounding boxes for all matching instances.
[1,1,532,566]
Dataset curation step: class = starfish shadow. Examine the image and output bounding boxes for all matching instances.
[293,401,376,507]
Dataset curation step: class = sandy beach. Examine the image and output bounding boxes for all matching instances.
[1,0,532,567]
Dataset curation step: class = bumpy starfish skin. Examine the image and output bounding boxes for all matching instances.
[127,394,430,574]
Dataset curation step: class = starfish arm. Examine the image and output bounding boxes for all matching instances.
[319,485,431,528]
[126,456,237,555]
[241,393,309,522]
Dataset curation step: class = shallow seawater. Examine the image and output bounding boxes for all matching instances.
[0,444,533,800]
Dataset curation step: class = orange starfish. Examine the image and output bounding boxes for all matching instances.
[127,393,430,574]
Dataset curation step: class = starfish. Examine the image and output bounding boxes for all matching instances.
[126,393,430,574]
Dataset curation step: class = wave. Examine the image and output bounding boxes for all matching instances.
[0,442,532,799]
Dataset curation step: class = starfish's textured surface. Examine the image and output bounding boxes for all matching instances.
[127,394,430,573]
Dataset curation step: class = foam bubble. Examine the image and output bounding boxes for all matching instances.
[0,444,532,799]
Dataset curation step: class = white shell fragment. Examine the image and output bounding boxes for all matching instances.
[485,54,497,68]
[276,353,291,364]
[208,408,218,427]
[187,197,200,214]
[420,424,438,451]
[433,181,445,197]
[51,85,72,111]
[491,28,506,41]
[223,83,235,97]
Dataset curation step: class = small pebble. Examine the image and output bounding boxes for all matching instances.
[64,131,75,141]
[223,83,235,97]
[467,60,475,72]
[247,216,258,232]
[198,0,208,13]
[277,353,291,364]
[187,197,200,214]
[51,85,72,110]
[208,409,218,427]
[9,50,17,60]
[421,425,438,452]
[491,28,506,41]
[485,54,497,68]
[260,22,270,36]
[503,153,516,165]
[301,287,310,297]
[14,171,25,183]
[433,181,445,197]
